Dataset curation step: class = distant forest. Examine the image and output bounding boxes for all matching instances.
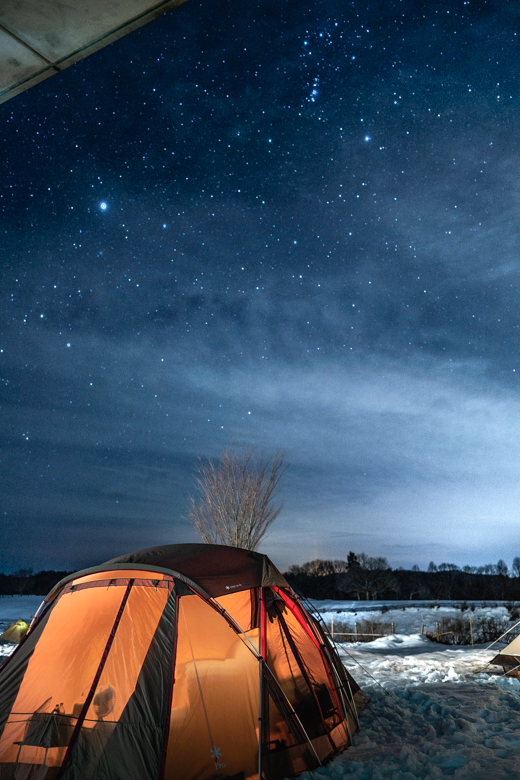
[2,554,520,601]
[284,553,520,601]
[0,569,71,596]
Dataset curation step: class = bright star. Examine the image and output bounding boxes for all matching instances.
[364,135,371,142]
[100,202,107,211]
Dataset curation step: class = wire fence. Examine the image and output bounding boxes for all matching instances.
[329,614,514,646]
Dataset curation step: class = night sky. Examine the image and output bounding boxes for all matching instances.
[2,0,520,574]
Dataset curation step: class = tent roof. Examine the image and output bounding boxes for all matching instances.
[0,0,188,106]
[47,543,290,601]
[106,543,290,596]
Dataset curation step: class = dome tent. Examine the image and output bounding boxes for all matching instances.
[0,543,368,780]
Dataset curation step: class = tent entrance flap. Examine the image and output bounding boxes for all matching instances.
[262,666,321,779]
[164,591,260,780]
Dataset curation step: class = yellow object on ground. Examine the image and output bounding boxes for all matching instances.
[0,620,29,643]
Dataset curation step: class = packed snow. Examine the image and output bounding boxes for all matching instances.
[2,597,520,777]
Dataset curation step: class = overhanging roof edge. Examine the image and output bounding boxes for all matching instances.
[0,0,190,106]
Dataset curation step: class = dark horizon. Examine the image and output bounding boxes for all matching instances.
[3,0,520,574]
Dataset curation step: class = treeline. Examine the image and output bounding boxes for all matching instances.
[284,553,520,601]
[0,569,71,596]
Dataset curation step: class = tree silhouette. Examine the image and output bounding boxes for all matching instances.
[186,448,287,550]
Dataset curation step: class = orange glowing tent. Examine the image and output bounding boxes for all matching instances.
[0,543,367,780]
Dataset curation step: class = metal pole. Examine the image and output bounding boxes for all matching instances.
[331,613,334,640]
[298,594,360,731]
[258,588,263,780]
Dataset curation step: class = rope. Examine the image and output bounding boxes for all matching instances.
[473,618,520,673]
[298,596,362,720]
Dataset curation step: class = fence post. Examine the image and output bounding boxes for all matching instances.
[436,621,439,637]
[391,622,395,635]
[469,611,474,647]
[421,623,424,634]
[331,614,334,640]
[354,621,358,642]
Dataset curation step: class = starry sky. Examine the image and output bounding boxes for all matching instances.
[2,0,520,574]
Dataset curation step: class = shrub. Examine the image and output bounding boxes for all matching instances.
[477,615,510,643]
[427,615,510,645]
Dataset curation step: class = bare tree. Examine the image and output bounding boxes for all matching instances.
[186,448,287,550]
[339,553,395,600]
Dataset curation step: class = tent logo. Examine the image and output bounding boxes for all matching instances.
[225,583,242,590]
[211,745,226,770]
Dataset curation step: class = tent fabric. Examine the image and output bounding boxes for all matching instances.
[494,633,520,656]
[107,543,292,596]
[0,544,368,780]
[45,544,291,602]
[490,632,520,676]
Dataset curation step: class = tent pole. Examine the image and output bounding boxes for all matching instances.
[56,581,134,780]
[484,616,520,653]
[474,617,520,673]
[182,607,222,778]
[296,594,360,727]
[258,587,263,780]
[263,664,322,768]
[210,592,322,768]
[501,661,520,677]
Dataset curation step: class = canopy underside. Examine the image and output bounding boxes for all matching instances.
[0,0,189,105]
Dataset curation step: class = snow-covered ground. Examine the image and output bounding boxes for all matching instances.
[304,636,520,779]
[2,598,520,777]
[303,600,520,779]
[0,595,43,627]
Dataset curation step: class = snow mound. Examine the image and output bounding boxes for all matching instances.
[355,632,432,653]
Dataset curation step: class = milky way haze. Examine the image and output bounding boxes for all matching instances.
[2,0,520,573]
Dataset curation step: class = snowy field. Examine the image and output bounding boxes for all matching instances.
[309,598,515,637]
[2,597,520,777]
[0,594,43,640]
[304,600,520,779]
